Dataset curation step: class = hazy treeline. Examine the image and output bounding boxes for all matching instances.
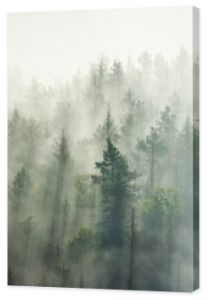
[8,48,199,291]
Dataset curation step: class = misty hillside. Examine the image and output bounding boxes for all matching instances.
[8,49,199,291]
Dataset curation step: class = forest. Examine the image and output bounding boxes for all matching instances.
[8,48,199,291]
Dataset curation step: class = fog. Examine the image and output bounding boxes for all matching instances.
[8,7,193,84]
[8,8,199,292]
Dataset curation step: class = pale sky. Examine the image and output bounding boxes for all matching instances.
[8,7,194,84]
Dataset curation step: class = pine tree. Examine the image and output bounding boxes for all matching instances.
[10,167,30,212]
[92,137,137,288]
[94,138,136,247]
[139,126,164,192]
[86,64,105,124]
[44,131,70,270]
[94,108,119,147]
[109,60,124,101]
[110,60,124,86]
[157,106,176,157]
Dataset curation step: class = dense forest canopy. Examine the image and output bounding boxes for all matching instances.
[8,49,199,291]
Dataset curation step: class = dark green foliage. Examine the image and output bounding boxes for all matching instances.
[92,137,138,289]
[95,138,136,247]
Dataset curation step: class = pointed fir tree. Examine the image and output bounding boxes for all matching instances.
[93,138,136,247]
[10,167,30,213]
[139,126,165,192]
[94,107,119,147]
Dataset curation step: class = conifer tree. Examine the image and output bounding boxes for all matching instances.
[44,131,70,270]
[94,108,119,147]
[139,126,164,192]
[94,138,136,247]
[10,167,30,212]
[92,136,137,289]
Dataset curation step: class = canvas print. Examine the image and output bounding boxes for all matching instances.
[8,7,199,291]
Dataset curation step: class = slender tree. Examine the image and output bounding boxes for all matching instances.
[94,107,119,147]
[92,137,136,289]
[139,126,164,192]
